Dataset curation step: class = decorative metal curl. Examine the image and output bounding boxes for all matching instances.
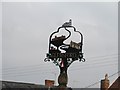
[44,58,50,62]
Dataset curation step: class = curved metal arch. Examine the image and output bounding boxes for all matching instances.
[48,26,71,52]
[48,26,83,53]
[65,26,83,52]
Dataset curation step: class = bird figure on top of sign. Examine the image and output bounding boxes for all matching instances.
[62,19,72,27]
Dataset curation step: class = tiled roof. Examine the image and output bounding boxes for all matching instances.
[1,80,72,90]
[1,80,47,89]
[108,76,120,90]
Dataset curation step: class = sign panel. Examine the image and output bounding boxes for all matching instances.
[49,53,79,58]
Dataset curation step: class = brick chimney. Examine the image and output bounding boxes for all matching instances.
[45,80,55,87]
[101,74,110,90]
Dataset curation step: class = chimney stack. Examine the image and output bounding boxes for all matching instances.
[45,80,55,87]
[101,74,110,90]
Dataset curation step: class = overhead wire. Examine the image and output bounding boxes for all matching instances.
[85,53,118,60]
[2,61,118,77]
[2,58,118,75]
[1,53,118,77]
[2,58,117,74]
[2,54,118,73]
[69,63,117,72]
[2,56,118,75]
[2,53,118,71]
[82,71,120,88]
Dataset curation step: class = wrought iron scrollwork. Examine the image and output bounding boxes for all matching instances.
[44,19,85,67]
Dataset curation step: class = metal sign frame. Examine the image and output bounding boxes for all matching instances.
[44,20,85,87]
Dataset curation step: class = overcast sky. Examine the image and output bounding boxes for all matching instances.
[1,2,118,88]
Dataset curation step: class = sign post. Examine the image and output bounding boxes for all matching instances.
[44,19,85,88]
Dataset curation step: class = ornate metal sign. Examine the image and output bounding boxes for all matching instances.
[44,19,85,87]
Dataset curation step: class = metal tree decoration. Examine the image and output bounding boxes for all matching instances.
[44,19,85,88]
